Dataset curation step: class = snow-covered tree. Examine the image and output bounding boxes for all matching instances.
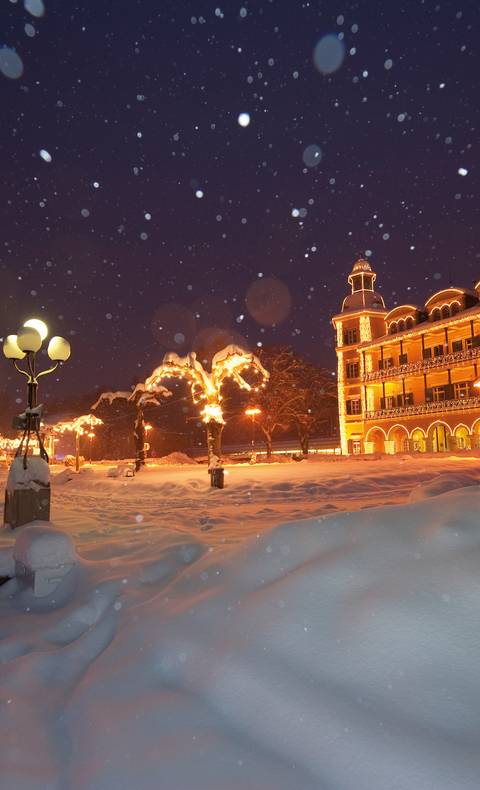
[92,383,170,471]
[50,413,104,471]
[144,345,269,466]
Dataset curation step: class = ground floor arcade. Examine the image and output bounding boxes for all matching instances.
[348,412,480,454]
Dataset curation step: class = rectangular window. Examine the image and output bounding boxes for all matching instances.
[343,328,358,345]
[423,347,432,360]
[346,362,359,379]
[433,344,444,357]
[346,399,361,415]
[432,386,446,402]
[352,440,362,455]
[383,357,394,369]
[454,382,471,399]
[452,339,463,353]
[385,395,396,409]
[399,353,408,365]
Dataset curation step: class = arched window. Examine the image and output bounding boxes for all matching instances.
[398,319,406,332]
[441,305,450,319]
[431,308,441,321]
[450,302,460,315]
[389,322,398,335]
[406,316,414,329]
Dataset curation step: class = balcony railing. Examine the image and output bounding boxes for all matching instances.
[365,395,480,421]
[363,346,480,382]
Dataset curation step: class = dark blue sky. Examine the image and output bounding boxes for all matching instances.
[1,0,479,399]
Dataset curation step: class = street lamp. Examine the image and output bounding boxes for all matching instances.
[2,317,71,528]
[245,407,261,462]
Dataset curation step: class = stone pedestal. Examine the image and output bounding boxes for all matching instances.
[4,456,51,530]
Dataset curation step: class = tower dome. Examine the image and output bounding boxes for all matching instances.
[342,259,385,312]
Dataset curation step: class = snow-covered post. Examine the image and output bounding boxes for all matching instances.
[144,346,269,481]
[2,319,71,529]
[91,384,170,471]
[75,431,80,472]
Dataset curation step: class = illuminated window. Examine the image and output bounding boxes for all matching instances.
[346,362,359,379]
[343,328,358,345]
[454,382,471,399]
[346,398,361,415]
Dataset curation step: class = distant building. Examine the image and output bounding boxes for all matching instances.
[332,259,480,454]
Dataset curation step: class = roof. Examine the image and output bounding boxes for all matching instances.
[342,290,385,312]
[424,287,475,309]
[384,304,422,321]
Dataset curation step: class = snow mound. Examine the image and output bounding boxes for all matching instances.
[408,472,479,502]
[13,524,77,570]
[53,468,76,485]
[107,463,135,478]
[6,456,50,491]
[157,452,198,465]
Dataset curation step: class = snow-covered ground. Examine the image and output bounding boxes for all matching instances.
[1,455,480,789]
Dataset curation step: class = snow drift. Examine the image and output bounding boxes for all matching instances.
[1,476,480,789]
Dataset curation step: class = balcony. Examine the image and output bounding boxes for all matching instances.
[365,395,480,421]
[363,346,480,382]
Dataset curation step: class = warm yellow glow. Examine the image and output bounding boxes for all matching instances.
[3,334,26,360]
[51,414,103,436]
[145,346,269,425]
[245,407,261,417]
[474,378,480,389]
[24,318,49,341]
[144,424,153,432]
[336,322,343,347]
[359,315,372,342]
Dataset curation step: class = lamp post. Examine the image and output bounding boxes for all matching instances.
[245,407,261,462]
[2,318,71,528]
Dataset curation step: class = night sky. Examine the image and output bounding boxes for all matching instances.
[1,0,479,401]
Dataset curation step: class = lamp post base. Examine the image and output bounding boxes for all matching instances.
[3,456,51,530]
[4,486,51,530]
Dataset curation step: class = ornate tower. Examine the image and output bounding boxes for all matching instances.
[332,260,387,454]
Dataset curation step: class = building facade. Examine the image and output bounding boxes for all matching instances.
[332,260,480,454]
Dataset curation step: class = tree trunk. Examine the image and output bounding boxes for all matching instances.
[206,421,224,466]
[265,433,273,460]
[134,406,146,472]
[299,432,309,456]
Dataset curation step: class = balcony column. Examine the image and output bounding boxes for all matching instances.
[421,334,425,359]
[424,372,428,401]
[444,327,449,354]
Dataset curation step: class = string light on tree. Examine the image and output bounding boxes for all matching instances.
[144,345,269,468]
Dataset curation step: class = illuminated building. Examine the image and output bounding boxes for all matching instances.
[332,259,480,454]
